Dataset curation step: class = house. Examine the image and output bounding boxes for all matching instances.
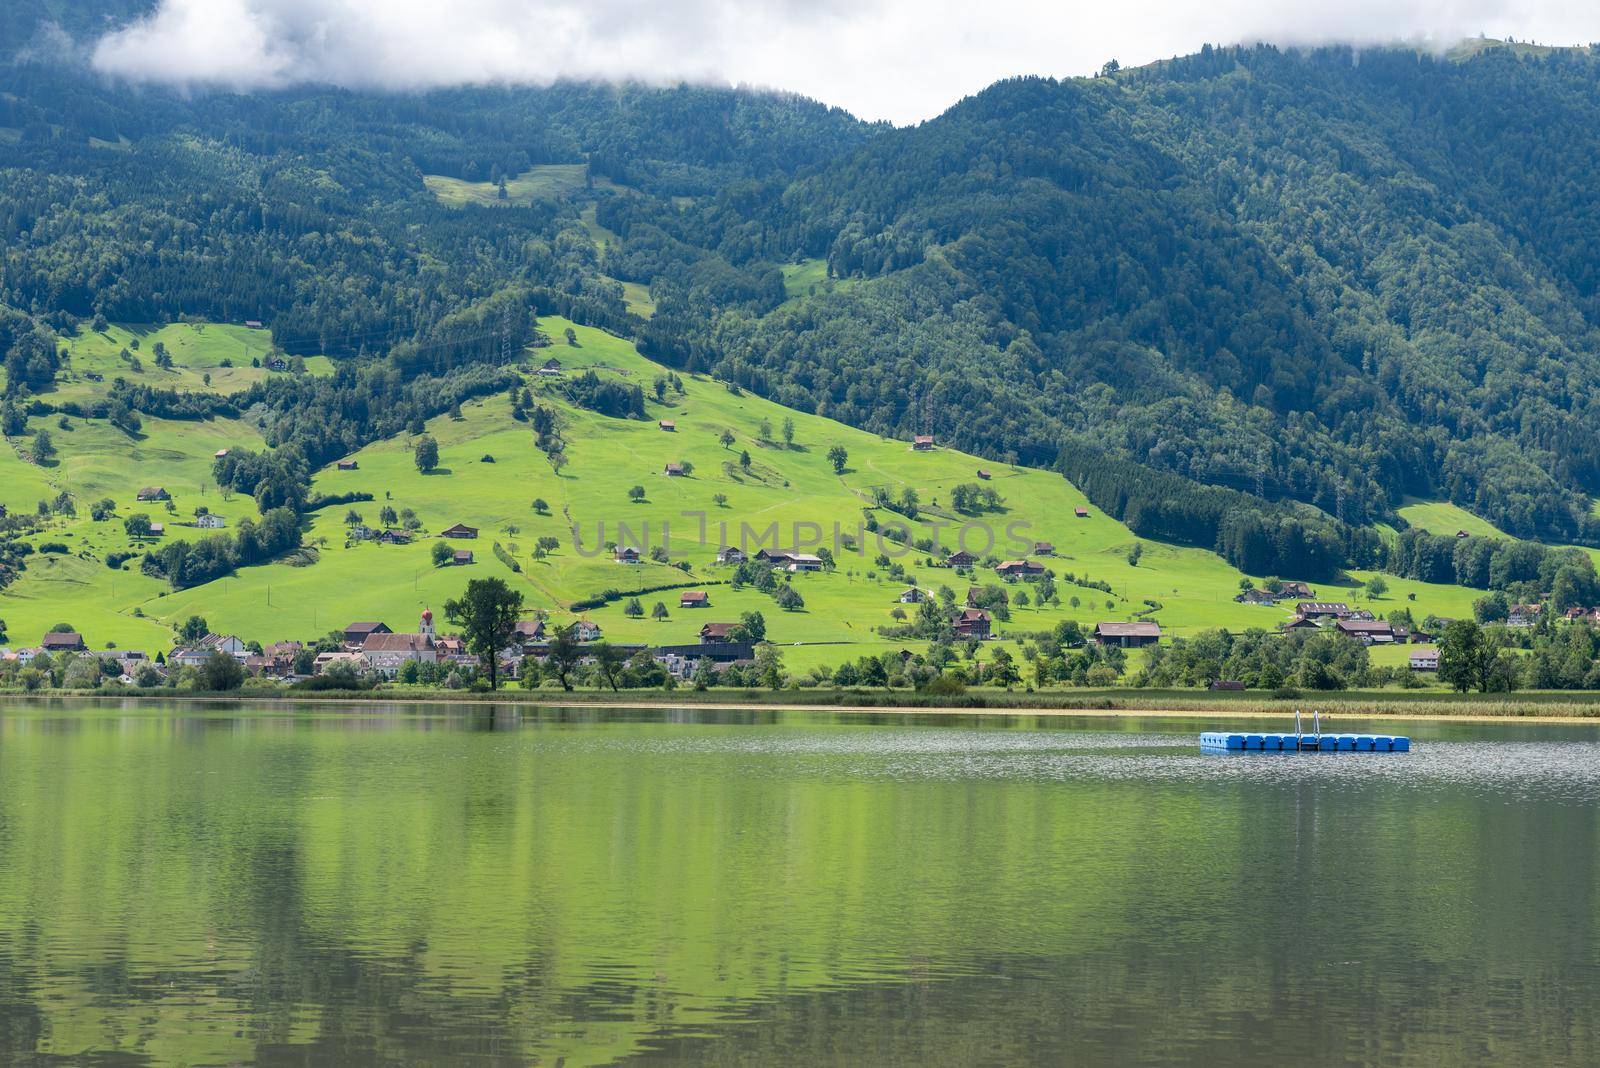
[976,469,992,480]
[1093,621,1162,648]
[1410,647,1441,671]
[1208,680,1246,691]
[1277,581,1314,599]
[336,459,359,471]
[899,587,926,604]
[1074,507,1090,518]
[1032,541,1055,556]
[651,642,756,675]
[453,549,474,565]
[755,549,821,571]
[995,559,1047,582]
[40,631,87,653]
[313,651,364,675]
[379,529,411,544]
[664,462,685,476]
[244,319,264,329]
[1456,529,1470,538]
[615,546,642,564]
[195,513,226,529]
[214,449,230,459]
[952,608,992,640]
[535,365,563,377]
[265,356,289,372]
[541,357,562,370]
[1295,602,1351,620]
[342,621,392,648]
[1235,589,1278,605]
[197,633,249,660]
[574,619,603,642]
[349,525,376,542]
[440,523,478,539]
[147,522,165,536]
[659,420,676,432]
[265,641,303,675]
[912,435,935,451]
[1507,604,1542,627]
[945,550,977,568]
[680,590,709,608]
[716,546,747,565]
[1335,619,1395,644]
[1280,616,1322,633]
[137,486,170,502]
[699,622,737,644]
[513,619,546,647]
[168,647,209,668]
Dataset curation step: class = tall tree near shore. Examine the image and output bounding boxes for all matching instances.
[445,577,524,689]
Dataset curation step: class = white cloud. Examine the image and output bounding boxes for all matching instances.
[88,0,1600,124]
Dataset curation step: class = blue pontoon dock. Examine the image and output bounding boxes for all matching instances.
[1201,711,1409,753]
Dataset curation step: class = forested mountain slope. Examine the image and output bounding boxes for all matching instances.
[5,11,1600,561]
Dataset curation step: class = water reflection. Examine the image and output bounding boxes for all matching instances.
[0,703,1597,1065]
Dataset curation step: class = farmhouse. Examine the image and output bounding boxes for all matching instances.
[945,550,977,568]
[756,549,822,571]
[716,546,747,565]
[440,523,478,539]
[40,631,87,653]
[1295,602,1351,620]
[195,513,226,529]
[1335,619,1395,644]
[136,486,169,502]
[379,529,411,544]
[1093,621,1162,648]
[899,587,926,604]
[976,469,991,480]
[1410,647,1440,671]
[573,620,603,642]
[658,420,676,431]
[1277,581,1314,599]
[147,522,165,536]
[214,449,229,459]
[1235,589,1277,605]
[1507,604,1542,627]
[952,608,992,640]
[513,619,546,645]
[1280,616,1322,633]
[541,357,562,370]
[1074,507,1089,518]
[699,622,737,643]
[995,559,1046,582]
[912,435,935,450]
[342,621,391,648]
[265,356,289,372]
[664,462,685,476]
[680,590,709,608]
[336,459,359,471]
[452,549,474,565]
[615,546,642,564]
[1032,541,1055,556]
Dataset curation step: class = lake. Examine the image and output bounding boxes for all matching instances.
[0,702,1597,1065]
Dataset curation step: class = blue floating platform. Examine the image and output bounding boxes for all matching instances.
[1200,731,1409,753]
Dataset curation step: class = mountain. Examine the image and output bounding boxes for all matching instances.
[6,23,1600,563]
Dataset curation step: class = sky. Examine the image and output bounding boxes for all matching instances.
[85,0,1600,124]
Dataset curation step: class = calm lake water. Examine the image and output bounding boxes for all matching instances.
[1,702,1597,1066]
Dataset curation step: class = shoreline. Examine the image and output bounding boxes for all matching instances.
[6,690,1600,725]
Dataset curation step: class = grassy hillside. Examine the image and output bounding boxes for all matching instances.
[424,164,608,207]
[0,317,1503,666]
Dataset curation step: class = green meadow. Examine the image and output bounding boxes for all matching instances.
[0,317,1526,671]
[424,164,613,208]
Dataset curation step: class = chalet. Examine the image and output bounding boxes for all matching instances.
[716,546,747,565]
[513,619,546,645]
[912,435,935,451]
[1093,621,1162,648]
[899,587,926,604]
[1208,680,1246,691]
[1335,619,1395,644]
[1032,541,1055,556]
[40,631,87,653]
[453,549,474,565]
[541,357,562,370]
[1410,647,1441,671]
[615,546,642,564]
[440,523,479,540]
[658,420,676,432]
[1279,616,1322,633]
[265,356,289,372]
[1277,581,1315,598]
[1456,529,1470,538]
[664,462,686,476]
[342,621,392,648]
[349,525,376,542]
[535,365,563,377]
[195,513,226,529]
[574,619,603,642]
[699,622,738,644]
[952,608,992,640]
[945,550,978,568]
[1074,507,1090,518]
[995,559,1047,582]
[680,590,710,608]
[147,522,165,536]
[1234,589,1278,605]
[137,486,170,502]
[976,469,992,480]
[756,549,822,572]
[1294,602,1351,620]
[1348,609,1377,621]
[379,529,412,544]
[244,319,264,329]
[1507,604,1542,627]
[336,459,359,471]
[785,553,823,573]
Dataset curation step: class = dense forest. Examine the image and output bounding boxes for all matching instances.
[7,6,1600,572]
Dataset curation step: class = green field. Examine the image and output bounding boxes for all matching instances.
[1396,498,1506,539]
[0,316,1518,677]
[424,164,593,208]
